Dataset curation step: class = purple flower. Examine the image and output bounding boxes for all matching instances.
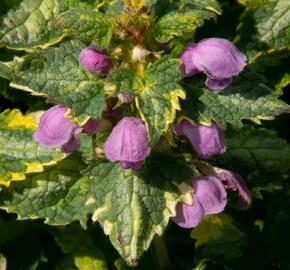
[175,119,226,159]
[215,169,252,210]
[172,176,227,228]
[181,38,247,91]
[79,47,113,75]
[104,117,150,170]
[33,105,101,153]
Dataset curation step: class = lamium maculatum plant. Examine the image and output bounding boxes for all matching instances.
[0,0,289,269]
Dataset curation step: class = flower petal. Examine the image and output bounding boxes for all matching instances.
[215,169,252,210]
[120,161,143,170]
[82,118,101,135]
[33,105,79,148]
[191,38,246,79]
[193,176,227,215]
[171,196,204,228]
[180,120,226,159]
[79,47,112,75]
[205,77,233,91]
[180,43,199,77]
[62,135,80,153]
[104,117,150,163]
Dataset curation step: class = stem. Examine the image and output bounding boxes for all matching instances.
[91,134,97,160]
[153,235,172,270]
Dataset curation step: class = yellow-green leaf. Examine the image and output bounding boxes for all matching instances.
[0,109,66,186]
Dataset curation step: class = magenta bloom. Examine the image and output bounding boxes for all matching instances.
[33,105,100,153]
[215,169,252,210]
[172,176,227,228]
[175,119,226,159]
[181,38,247,91]
[79,47,112,75]
[104,117,150,170]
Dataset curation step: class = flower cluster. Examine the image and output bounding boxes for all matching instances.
[32,38,250,221]
[171,169,252,228]
[33,38,246,166]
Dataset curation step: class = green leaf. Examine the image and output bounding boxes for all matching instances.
[105,0,125,15]
[236,0,290,61]
[0,0,79,50]
[211,127,290,196]
[154,9,219,43]
[51,7,114,48]
[106,58,185,144]
[212,126,290,179]
[182,70,290,129]
[193,259,231,270]
[1,40,106,123]
[105,69,142,96]
[136,57,186,144]
[191,214,246,261]
[149,0,221,19]
[182,0,221,13]
[275,73,290,95]
[0,153,193,265]
[0,109,66,186]
[52,223,109,270]
[74,250,108,270]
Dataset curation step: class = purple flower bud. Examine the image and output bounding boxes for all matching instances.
[181,38,247,91]
[103,117,150,170]
[117,93,135,104]
[175,119,226,159]
[33,105,82,152]
[172,176,227,228]
[79,47,113,75]
[215,169,252,210]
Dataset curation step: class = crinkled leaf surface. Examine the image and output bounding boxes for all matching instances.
[51,7,115,47]
[212,126,290,177]
[136,57,185,144]
[149,0,221,19]
[237,0,290,60]
[0,153,192,265]
[182,70,290,128]
[106,57,185,145]
[106,69,142,96]
[0,109,66,186]
[153,11,215,43]
[0,0,79,50]
[0,40,106,123]
[191,214,246,260]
